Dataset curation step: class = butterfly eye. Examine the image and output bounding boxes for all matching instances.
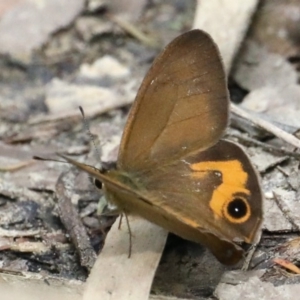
[224,195,251,224]
[94,179,102,190]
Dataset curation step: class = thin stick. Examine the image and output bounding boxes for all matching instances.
[118,214,123,229]
[124,213,132,258]
[231,103,300,149]
[0,159,35,172]
[108,14,159,48]
[33,156,68,164]
[242,231,261,271]
[56,171,97,270]
[273,192,300,231]
[230,134,300,159]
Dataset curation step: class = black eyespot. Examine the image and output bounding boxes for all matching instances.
[227,198,248,219]
[94,179,102,190]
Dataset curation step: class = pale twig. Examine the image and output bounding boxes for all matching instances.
[231,103,300,149]
[242,231,262,271]
[108,14,159,48]
[273,192,300,231]
[0,159,35,171]
[229,133,300,159]
[193,0,259,72]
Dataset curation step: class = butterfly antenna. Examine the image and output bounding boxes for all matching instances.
[79,106,103,170]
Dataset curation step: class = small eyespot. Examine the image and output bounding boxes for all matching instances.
[223,195,251,224]
[227,198,247,219]
[94,179,102,190]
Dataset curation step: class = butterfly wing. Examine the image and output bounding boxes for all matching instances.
[142,140,262,238]
[118,29,229,171]
[60,139,262,265]
[114,140,261,264]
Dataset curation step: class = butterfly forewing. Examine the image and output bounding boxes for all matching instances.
[118,30,229,172]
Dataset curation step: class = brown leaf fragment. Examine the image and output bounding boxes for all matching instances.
[273,258,300,274]
[276,237,300,262]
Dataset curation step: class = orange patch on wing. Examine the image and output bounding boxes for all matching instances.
[190,160,250,219]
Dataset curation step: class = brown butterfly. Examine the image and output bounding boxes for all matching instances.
[60,29,263,265]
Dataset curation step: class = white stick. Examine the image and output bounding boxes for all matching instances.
[193,0,259,72]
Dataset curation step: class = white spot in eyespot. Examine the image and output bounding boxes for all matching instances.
[215,171,222,177]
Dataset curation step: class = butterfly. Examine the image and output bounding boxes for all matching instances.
[59,29,263,265]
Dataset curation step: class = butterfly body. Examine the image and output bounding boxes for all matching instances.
[62,29,263,265]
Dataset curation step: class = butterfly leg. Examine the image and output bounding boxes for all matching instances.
[124,213,132,258]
